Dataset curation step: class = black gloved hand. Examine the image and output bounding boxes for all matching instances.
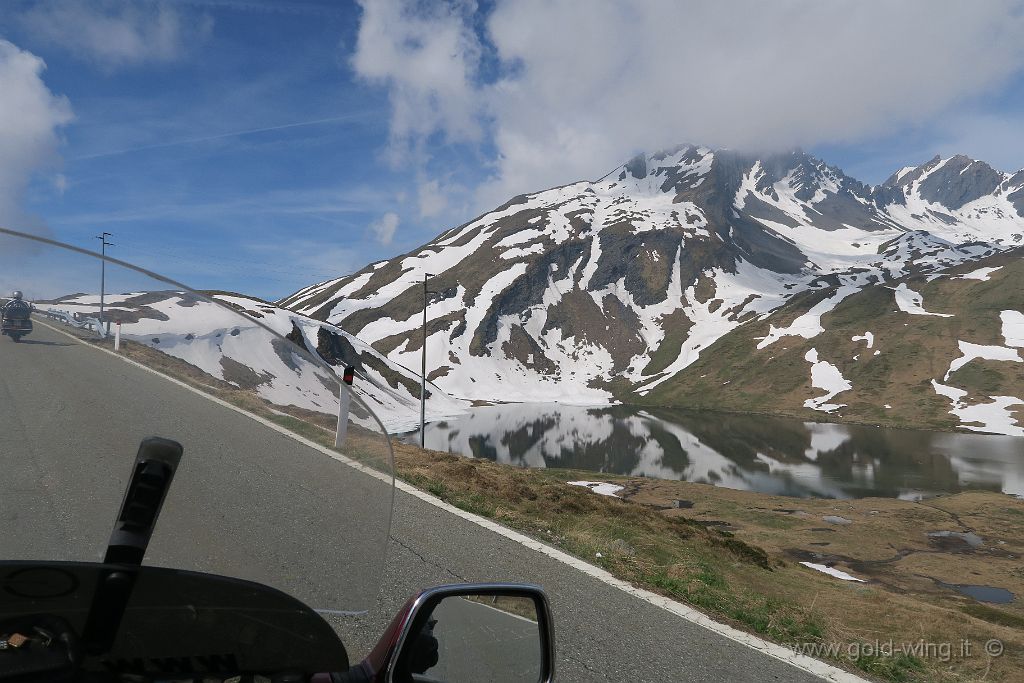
[408,618,439,675]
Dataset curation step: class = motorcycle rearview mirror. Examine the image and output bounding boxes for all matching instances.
[333,584,554,683]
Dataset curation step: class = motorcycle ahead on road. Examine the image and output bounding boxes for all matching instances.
[0,227,555,683]
[0,296,33,343]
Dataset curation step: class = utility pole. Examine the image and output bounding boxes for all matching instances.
[421,273,437,448]
[96,232,113,326]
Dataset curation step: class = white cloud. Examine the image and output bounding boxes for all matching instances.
[351,0,483,162]
[352,0,1024,208]
[18,0,213,69]
[370,212,400,245]
[0,40,73,235]
[417,179,448,218]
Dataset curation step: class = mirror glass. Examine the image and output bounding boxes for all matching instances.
[405,594,543,683]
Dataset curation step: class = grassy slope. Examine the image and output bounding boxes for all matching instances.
[641,251,1024,432]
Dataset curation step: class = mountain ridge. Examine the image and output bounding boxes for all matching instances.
[279,144,1024,434]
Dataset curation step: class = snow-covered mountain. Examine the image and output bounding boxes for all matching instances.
[279,145,1024,424]
[44,292,468,431]
[645,247,1024,436]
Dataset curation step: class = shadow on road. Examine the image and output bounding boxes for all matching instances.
[5,339,75,347]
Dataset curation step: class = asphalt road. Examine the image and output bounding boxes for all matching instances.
[0,321,834,682]
[428,596,543,682]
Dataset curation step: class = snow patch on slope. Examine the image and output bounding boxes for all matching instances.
[1001,310,1024,347]
[803,348,852,413]
[955,266,1003,281]
[893,283,953,317]
[851,331,874,348]
[932,336,1024,436]
[568,481,624,497]
[757,286,860,349]
[932,380,1024,437]
[945,341,1022,380]
[799,562,866,583]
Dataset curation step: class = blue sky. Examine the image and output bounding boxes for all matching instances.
[2,1,1023,300]
[5,1,413,297]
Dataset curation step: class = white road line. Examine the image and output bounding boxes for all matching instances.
[38,318,867,683]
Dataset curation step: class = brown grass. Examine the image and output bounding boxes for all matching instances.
[389,448,1024,682]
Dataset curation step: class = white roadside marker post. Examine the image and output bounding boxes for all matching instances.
[114,320,121,351]
[335,365,355,449]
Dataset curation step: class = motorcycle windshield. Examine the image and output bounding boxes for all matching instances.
[0,229,395,622]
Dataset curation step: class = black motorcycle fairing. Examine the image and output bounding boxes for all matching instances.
[0,562,348,681]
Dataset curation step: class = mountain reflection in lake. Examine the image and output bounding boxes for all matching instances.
[415,404,1024,499]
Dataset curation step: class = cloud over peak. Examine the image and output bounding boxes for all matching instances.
[352,0,1024,208]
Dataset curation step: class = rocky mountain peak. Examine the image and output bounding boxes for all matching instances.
[918,156,1004,210]
[879,154,1010,211]
[880,155,940,189]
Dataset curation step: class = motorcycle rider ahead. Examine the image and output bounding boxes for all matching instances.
[1,291,31,319]
[1,290,33,341]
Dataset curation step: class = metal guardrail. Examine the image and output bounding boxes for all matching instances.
[44,308,107,338]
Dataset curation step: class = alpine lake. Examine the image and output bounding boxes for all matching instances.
[410,403,1024,500]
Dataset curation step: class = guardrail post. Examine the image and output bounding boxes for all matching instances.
[334,366,355,449]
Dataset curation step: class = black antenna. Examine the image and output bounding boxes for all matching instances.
[82,437,183,654]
